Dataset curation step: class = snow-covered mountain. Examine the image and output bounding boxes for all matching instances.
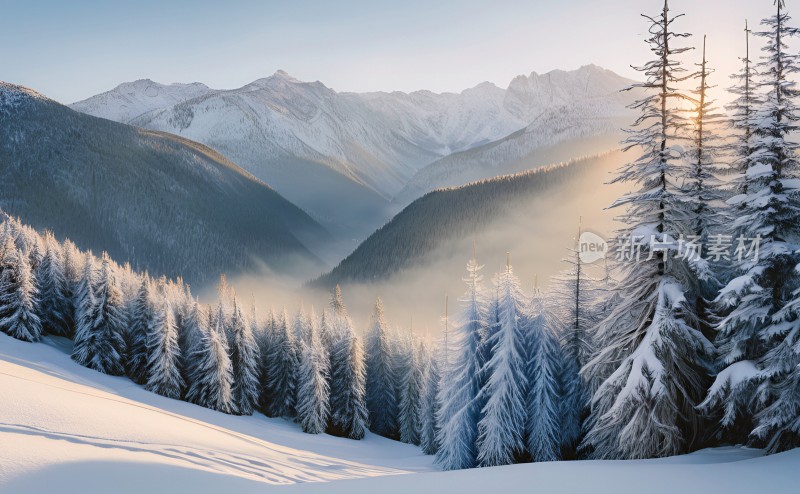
[71,65,637,238]
[0,81,328,286]
[70,79,213,124]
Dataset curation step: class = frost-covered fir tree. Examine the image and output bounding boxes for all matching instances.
[725,20,762,203]
[0,239,42,342]
[524,289,563,462]
[365,298,400,439]
[436,256,487,470]
[419,342,441,455]
[185,306,235,414]
[327,287,368,440]
[179,299,208,392]
[72,252,95,340]
[295,309,330,434]
[126,277,153,384]
[265,309,297,417]
[229,299,260,415]
[398,334,424,445]
[72,253,127,375]
[580,0,712,460]
[35,234,71,337]
[257,309,276,413]
[548,229,598,455]
[703,0,800,452]
[684,35,727,341]
[476,261,529,466]
[145,299,183,399]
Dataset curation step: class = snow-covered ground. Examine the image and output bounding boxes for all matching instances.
[1,333,797,494]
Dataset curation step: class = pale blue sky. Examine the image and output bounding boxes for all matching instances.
[0,0,781,103]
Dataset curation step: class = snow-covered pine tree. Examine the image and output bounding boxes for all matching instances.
[684,35,727,343]
[365,297,400,439]
[185,305,235,414]
[35,233,71,337]
[398,333,423,445]
[295,309,330,434]
[72,253,127,375]
[230,298,260,415]
[125,276,153,384]
[180,299,208,392]
[524,288,563,462]
[435,256,487,470]
[548,228,598,456]
[725,20,762,204]
[580,0,713,460]
[61,240,81,328]
[265,309,297,417]
[702,0,800,452]
[327,287,368,440]
[0,238,42,342]
[476,261,529,466]
[257,309,276,414]
[72,252,95,342]
[145,299,183,399]
[419,341,441,455]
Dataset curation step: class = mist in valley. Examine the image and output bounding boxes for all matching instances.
[213,151,631,339]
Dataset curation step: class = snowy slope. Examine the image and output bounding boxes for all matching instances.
[1,333,796,494]
[282,447,797,494]
[70,79,213,123]
[0,333,433,493]
[70,66,637,235]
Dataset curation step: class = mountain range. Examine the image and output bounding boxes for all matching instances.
[71,65,637,242]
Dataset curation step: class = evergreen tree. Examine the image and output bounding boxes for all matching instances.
[327,287,368,439]
[257,309,276,414]
[230,299,260,415]
[436,256,487,470]
[145,299,183,399]
[0,239,42,342]
[35,234,71,337]
[365,298,400,439]
[725,19,762,204]
[295,310,330,434]
[684,34,727,343]
[580,0,712,460]
[398,334,423,445]
[180,300,207,392]
[72,253,126,375]
[185,306,235,414]
[265,309,297,417]
[419,342,441,455]
[126,277,153,384]
[548,230,598,455]
[60,240,81,327]
[703,0,800,452]
[525,289,563,462]
[476,262,529,466]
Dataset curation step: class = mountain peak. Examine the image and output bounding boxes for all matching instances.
[0,82,49,110]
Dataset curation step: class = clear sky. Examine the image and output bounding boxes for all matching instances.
[0,0,784,104]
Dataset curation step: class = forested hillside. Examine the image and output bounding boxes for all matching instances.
[313,153,618,287]
[0,82,328,287]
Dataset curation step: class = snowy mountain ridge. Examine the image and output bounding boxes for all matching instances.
[70,65,637,236]
[70,79,213,124]
[2,67,639,270]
